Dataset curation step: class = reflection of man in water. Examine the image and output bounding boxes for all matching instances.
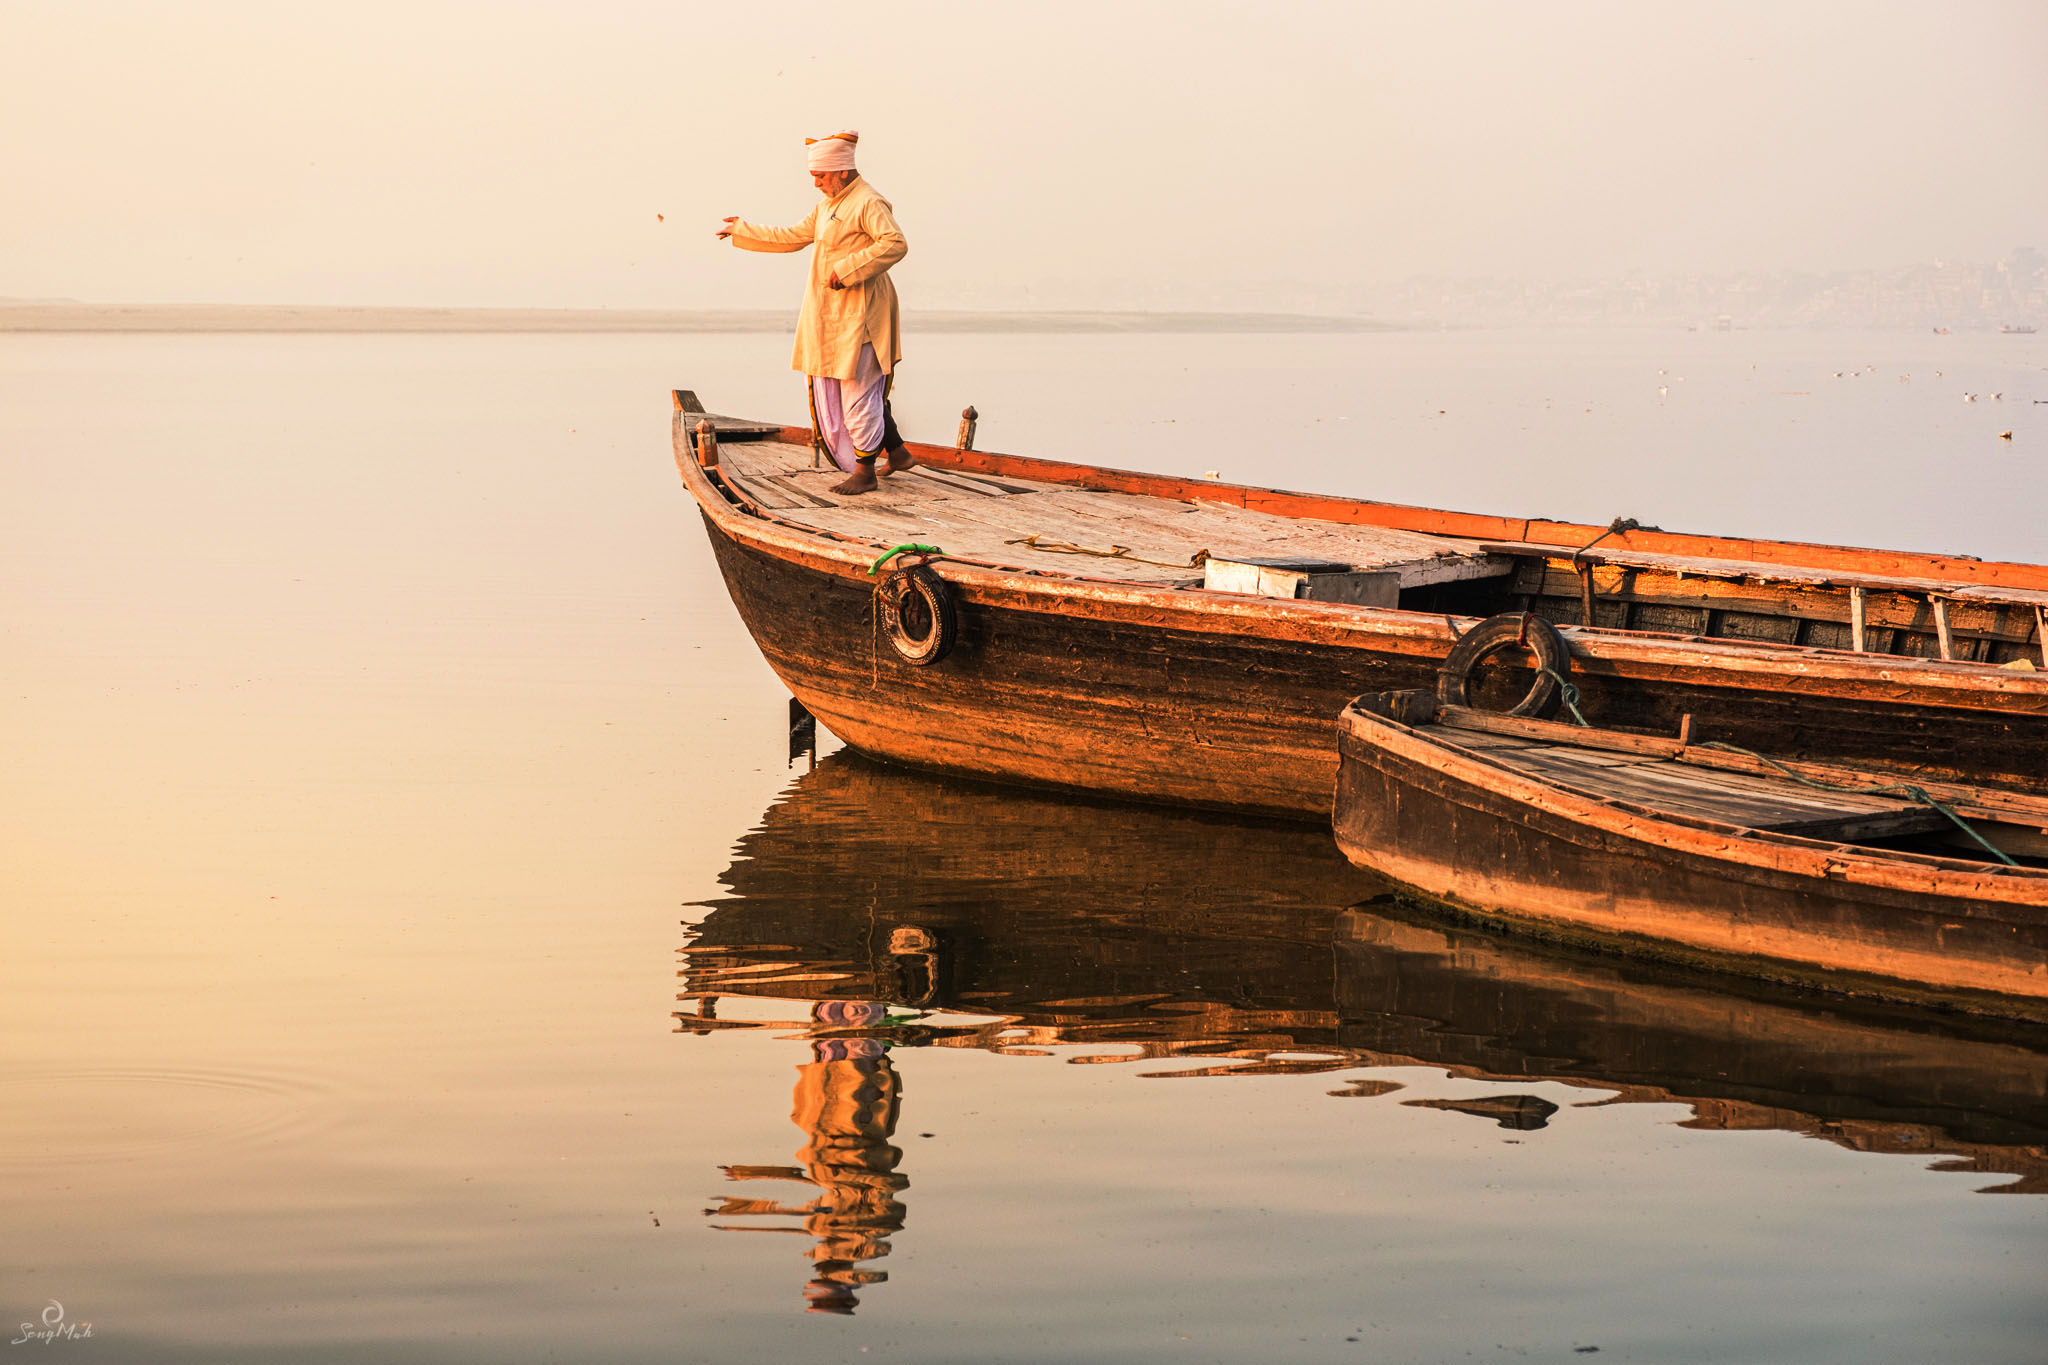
[710,1001,908,1315]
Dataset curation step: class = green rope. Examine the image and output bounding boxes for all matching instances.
[868,542,942,575]
[1540,668,1590,727]
[1694,741,2018,867]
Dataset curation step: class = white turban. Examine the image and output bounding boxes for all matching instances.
[805,130,859,173]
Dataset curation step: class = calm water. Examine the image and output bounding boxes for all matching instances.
[2,327,2044,1362]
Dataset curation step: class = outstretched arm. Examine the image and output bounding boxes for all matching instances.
[718,204,821,253]
[828,198,908,285]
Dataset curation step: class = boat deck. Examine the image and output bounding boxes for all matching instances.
[1437,724,1951,840]
[717,439,1507,589]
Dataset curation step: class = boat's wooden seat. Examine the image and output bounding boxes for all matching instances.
[718,439,1510,591]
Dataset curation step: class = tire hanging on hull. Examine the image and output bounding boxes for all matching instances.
[1436,613,1570,718]
[877,565,958,666]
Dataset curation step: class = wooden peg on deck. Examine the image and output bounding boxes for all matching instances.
[1677,713,1695,745]
[1849,586,1867,653]
[695,418,719,468]
[956,406,978,453]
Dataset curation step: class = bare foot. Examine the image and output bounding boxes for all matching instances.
[885,445,917,474]
[831,463,880,496]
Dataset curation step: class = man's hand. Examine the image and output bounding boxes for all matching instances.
[828,270,845,290]
[715,216,737,240]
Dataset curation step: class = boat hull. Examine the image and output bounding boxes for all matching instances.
[1331,711,2048,1017]
[704,508,2048,819]
[706,518,1383,817]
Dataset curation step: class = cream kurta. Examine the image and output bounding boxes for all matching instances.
[729,176,906,380]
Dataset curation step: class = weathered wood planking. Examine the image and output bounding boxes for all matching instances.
[669,392,783,439]
[699,512,2048,821]
[722,440,1506,587]
[1334,700,2048,1018]
[677,403,2048,820]
[1506,561,2037,640]
[1492,540,2048,607]
[1470,744,1942,833]
[909,426,2048,593]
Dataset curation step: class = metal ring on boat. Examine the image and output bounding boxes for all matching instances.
[1436,612,1570,718]
[877,565,958,666]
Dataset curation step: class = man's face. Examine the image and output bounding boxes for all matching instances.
[811,169,853,196]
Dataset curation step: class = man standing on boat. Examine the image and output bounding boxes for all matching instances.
[717,130,911,496]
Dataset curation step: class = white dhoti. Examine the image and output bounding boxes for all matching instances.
[809,343,887,473]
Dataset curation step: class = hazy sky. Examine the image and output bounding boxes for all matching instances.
[3,0,2043,309]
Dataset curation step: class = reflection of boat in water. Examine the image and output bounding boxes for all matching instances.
[681,751,2048,1323]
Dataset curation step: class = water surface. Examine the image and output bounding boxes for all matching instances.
[2,327,2043,1362]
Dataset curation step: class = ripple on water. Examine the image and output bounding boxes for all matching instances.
[0,1066,332,1169]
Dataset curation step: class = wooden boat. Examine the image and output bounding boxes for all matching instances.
[672,389,2048,820]
[1332,689,2048,1018]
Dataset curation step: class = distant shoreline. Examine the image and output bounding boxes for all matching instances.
[0,303,1403,335]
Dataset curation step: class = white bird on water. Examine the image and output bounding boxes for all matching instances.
[1962,392,1978,402]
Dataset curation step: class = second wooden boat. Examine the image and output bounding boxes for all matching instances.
[1332,689,2048,1018]
[673,390,2048,819]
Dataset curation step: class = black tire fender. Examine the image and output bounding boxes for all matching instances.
[1435,613,1571,718]
[877,565,958,666]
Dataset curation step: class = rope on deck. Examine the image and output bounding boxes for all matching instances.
[1693,742,2018,866]
[1539,668,1591,727]
[868,543,944,575]
[1002,534,1209,570]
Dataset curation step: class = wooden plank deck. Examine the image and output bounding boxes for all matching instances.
[722,440,1509,589]
[1438,726,1948,839]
